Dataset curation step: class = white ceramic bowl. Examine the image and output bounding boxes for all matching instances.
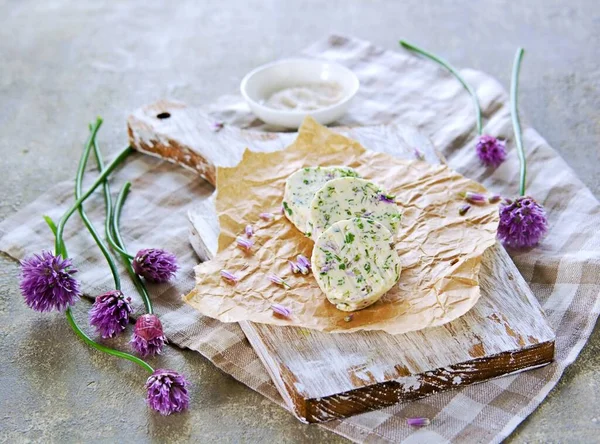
[240,59,359,129]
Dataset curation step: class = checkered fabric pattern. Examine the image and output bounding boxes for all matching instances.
[2,36,599,443]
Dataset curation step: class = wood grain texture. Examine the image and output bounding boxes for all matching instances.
[128,100,444,186]
[128,101,555,423]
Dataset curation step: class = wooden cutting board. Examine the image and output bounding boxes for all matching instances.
[128,101,555,423]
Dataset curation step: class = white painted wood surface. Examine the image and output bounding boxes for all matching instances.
[128,101,555,422]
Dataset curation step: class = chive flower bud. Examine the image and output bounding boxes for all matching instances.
[133,248,178,283]
[131,314,166,357]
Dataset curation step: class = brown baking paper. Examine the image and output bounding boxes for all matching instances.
[183,117,499,333]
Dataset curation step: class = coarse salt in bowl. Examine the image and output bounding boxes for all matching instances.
[240,59,360,129]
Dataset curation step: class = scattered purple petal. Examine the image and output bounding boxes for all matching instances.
[344,314,353,322]
[260,212,274,221]
[270,303,292,318]
[476,135,507,167]
[268,273,290,289]
[236,236,254,251]
[459,204,471,216]
[320,262,333,274]
[131,314,166,357]
[296,255,311,274]
[20,251,80,312]
[413,148,425,161]
[407,417,430,427]
[220,270,239,284]
[464,191,486,204]
[497,196,548,248]
[133,248,178,283]
[289,260,301,274]
[245,225,254,238]
[89,290,133,338]
[212,121,224,132]
[378,193,396,204]
[146,369,190,416]
[489,194,502,204]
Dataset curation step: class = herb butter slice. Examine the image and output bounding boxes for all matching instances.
[308,177,401,240]
[312,217,400,311]
[282,166,359,235]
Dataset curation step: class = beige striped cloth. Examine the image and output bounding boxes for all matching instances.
[2,35,599,443]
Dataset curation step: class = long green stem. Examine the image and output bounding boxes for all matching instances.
[44,125,153,374]
[66,307,154,373]
[400,40,483,135]
[55,145,134,256]
[107,229,135,259]
[88,128,133,263]
[46,211,152,373]
[74,121,121,290]
[110,182,154,314]
[510,47,526,196]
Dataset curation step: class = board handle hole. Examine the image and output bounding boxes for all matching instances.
[156,112,171,119]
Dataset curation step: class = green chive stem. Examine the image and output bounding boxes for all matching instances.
[43,215,58,236]
[110,182,154,314]
[400,40,483,135]
[72,121,122,290]
[66,307,154,373]
[106,228,135,259]
[54,145,133,256]
[46,184,153,373]
[510,47,527,196]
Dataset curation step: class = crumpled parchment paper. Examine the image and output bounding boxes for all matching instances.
[183,117,499,333]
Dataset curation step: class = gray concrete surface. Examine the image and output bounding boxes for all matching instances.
[1,1,599,442]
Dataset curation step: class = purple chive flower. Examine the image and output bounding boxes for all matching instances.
[459,204,471,216]
[497,196,548,248]
[489,194,502,204]
[220,270,239,284]
[133,249,178,283]
[378,193,396,203]
[407,417,430,427]
[259,212,274,221]
[236,236,253,251]
[131,314,166,357]
[146,369,190,416]
[268,273,290,289]
[212,121,224,132]
[413,148,425,161]
[89,290,133,338]
[270,303,292,318]
[296,255,311,275]
[344,314,353,322]
[464,191,486,204]
[476,135,507,167]
[245,225,254,238]
[289,260,301,274]
[20,251,80,312]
